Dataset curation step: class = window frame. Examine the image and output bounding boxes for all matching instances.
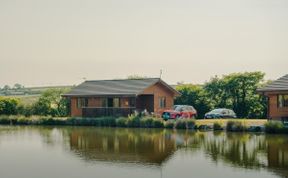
[159,97,166,108]
[77,98,88,108]
[278,94,288,108]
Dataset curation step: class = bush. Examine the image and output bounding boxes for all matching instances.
[126,115,141,127]
[0,115,11,124]
[265,121,287,134]
[226,121,248,132]
[213,122,224,130]
[164,120,175,129]
[0,97,19,115]
[152,118,164,128]
[140,117,154,128]
[116,117,128,127]
[100,117,117,127]
[175,119,196,129]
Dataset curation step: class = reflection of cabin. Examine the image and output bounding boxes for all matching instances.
[258,74,288,121]
[68,128,176,165]
[63,78,180,117]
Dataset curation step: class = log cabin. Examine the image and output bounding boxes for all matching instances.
[62,78,181,117]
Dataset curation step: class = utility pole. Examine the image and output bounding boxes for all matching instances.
[160,69,163,79]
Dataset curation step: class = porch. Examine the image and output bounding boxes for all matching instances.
[80,94,154,117]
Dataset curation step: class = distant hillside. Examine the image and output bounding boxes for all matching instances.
[0,85,73,96]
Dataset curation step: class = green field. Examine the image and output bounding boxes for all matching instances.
[2,95,40,105]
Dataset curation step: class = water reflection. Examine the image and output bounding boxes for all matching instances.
[0,126,287,178]
[67,128,176,165]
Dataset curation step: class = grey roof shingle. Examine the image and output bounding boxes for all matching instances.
[63,78,179,96]
[257,74,288,92]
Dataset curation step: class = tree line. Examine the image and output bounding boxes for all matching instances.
[175,71,268,118]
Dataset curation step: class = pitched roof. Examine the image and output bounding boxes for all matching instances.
[63,78,180,97]
[257,74,288,92]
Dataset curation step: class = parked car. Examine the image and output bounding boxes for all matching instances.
[204,108,237,119]
[162,105,197,120]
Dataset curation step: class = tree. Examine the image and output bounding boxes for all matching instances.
[32,88,70,116]
[2,85,11,95]
[13,83,23,90]
[127,75,148,79]
[204,72,266,118]
[0,97,20,115]
[175,84,213,118]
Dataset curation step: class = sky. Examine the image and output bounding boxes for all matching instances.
[0,0,287,87]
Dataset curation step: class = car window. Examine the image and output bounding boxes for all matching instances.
[175,106,182,111]
[222,110,228,115]
[211,109,222,114]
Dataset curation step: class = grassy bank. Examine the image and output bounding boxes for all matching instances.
[0,115,196,129]
[1,115,285,134]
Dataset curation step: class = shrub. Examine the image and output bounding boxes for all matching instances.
[226,121,248,132]
[152,118,164,128]
[175,119,196,129]
[140,117,154,128]
[40,117,65,125]
[164,120,175,129]
[0,97,19,115]
[116,117,128,127]
[265,121,287,134]
[0,115,11,124]
[100,117,117,127]
[213,122,224,130]
[126,115,141,127]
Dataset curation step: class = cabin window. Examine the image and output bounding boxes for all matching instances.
[101,98,107,107]
[278,95,288,108]
[159,97,166,108]
[129,98,136,107]
[77,98,88,108]
[107,98,120,108]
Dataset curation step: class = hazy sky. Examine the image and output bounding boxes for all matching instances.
[0,0,287,87]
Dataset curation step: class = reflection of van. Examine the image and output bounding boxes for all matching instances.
[162,105,197,120]
[204,108,237,119]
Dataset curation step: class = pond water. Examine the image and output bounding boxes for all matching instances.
[0,126,287,178]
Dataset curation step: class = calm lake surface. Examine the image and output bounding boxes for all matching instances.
[0,126,287,178]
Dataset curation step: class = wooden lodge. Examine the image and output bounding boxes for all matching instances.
[62,78,180,117]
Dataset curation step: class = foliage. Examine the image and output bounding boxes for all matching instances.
[204,72,266,118]
[175,119,196,129]
[116,117,128,127]
[0,97,19,115]
[175,84,212,118]
[213,122,224,130]
[265,121,288,134]
[226,121,248,132]
[126,115,141,127]
[32,88,70,117]
[164,120,175,129]
[126,75,148,79]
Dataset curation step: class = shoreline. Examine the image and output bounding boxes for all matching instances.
[0,115,286,134]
